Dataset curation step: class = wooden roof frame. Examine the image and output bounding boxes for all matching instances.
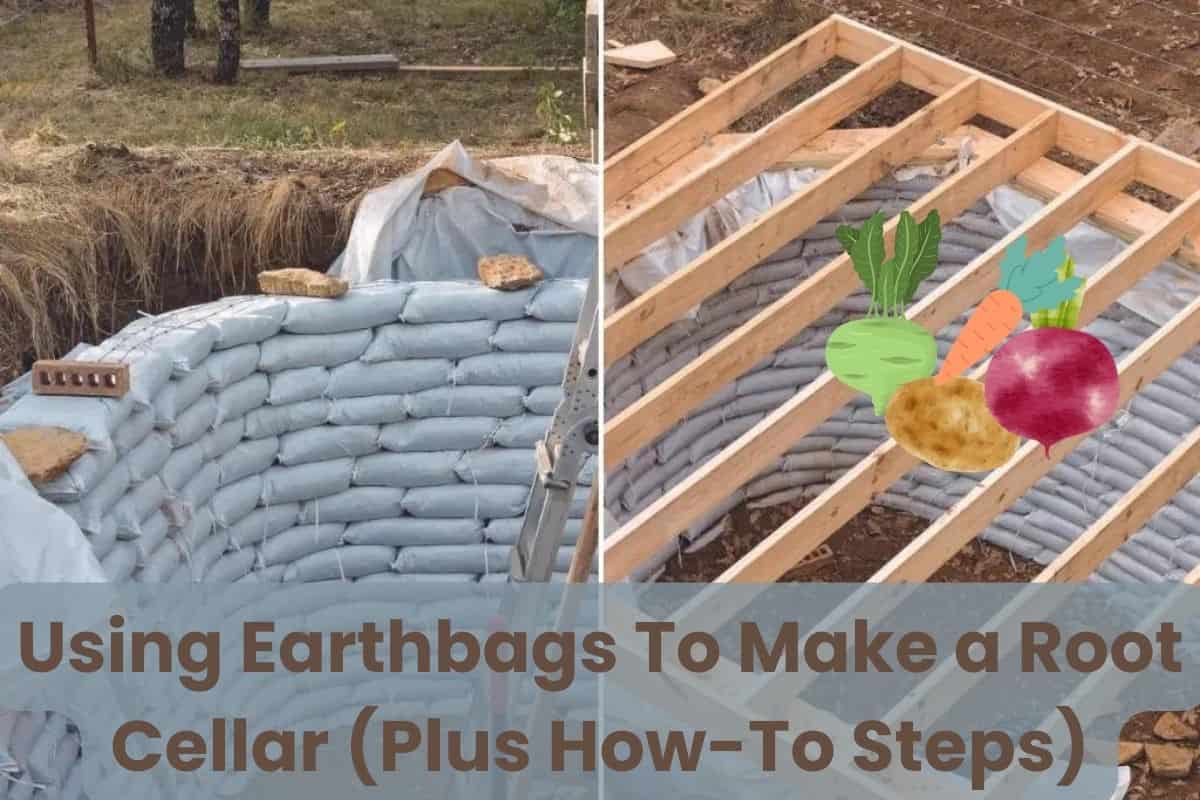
[602,15,1200,587]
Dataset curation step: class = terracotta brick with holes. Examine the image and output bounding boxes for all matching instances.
[32,360,130,399]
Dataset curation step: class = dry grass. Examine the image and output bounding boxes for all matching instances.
[0,0,587,149]
[0,151,360,383]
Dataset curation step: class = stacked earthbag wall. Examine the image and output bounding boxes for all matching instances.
[606,175,1200,583]
[0,280,595,587]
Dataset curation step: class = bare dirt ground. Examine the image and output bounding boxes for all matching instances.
[605,0,1200,156]
[658,500,1043,582]
[606,2,1200,792]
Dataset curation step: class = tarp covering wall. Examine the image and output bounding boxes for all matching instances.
[606,175,1200,583]
[331,141,598,284]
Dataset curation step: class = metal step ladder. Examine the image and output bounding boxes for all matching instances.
[509,272,600,582]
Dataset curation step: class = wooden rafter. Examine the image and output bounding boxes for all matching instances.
[603,15,1200,588]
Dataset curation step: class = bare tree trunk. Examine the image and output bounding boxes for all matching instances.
[244,0,270,30]
[214,0,240,84]
[183,0,197,37]
[150,0,187,76]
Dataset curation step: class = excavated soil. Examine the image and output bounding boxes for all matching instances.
[658,500,1043,583]
[605,0,1200,157]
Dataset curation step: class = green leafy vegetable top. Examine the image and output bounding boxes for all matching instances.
[1030,253,1084,330]
[836,210,942,317]
[998,234,1083,317]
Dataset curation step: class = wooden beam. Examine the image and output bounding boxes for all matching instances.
[606,128,970,224]
[612,122,1200,269]
[693,142,1140,586]
[1035,423,1200,583]
[603,141,1138,582]
[242,55,401,72]
[964,125,1200,270]
[604,75,979,365]
[603,109,1057,471]
[604,44,903,273]
[872,193,1200,585]
[605,17,838,206]
[242,56,579,75]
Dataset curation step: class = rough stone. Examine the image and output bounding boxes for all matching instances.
[1,426,88,483]
[698,77,723,95]
[1155,712,1200,742]
[478,254,544,291]
[258,268,348,299]
[1118,741,1145,765]
[1146,744,1195,779]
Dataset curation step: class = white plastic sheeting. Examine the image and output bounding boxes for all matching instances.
[987,185,1200,327]
[0,443,106,587]
[331,141,597,284]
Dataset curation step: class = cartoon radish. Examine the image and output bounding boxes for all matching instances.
[984,255,1118,456]
[825,210,942,415]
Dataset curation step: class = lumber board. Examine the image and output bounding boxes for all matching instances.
[870,184,1200,585]
[394,64,579,73]
[606,128,969,225]
[242,54,400,72]
[605,17,839,208]
[242,55,577,74]
[604,44,904,273]
[965,127,1200,270]
[718,129,966,169]
[604,40,676,69]
[601,142,1138,583]
[602,110,1059,471]
[611,122,1200,267]
[1035,421,1200,583]
[604,77,977,364]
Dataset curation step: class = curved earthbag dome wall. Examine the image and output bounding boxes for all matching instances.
[606,174,1200,583]
[0,281,595,586]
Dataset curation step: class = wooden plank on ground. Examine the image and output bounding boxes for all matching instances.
[602,110,1058,471]
[605,17,838,207]
[395,64,579,73]
[242,56,577,74]
[605,44,903,273]
[605,40,676,69]
[243,54,400,73]
[604,76,977,365]
[601,142,1138,583]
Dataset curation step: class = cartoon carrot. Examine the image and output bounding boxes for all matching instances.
[934,235,1080,384]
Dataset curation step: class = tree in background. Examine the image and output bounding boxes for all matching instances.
[150,0,187,75]
[245,0,270,30]
[183,0,197,37]
[214,0,240,83]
